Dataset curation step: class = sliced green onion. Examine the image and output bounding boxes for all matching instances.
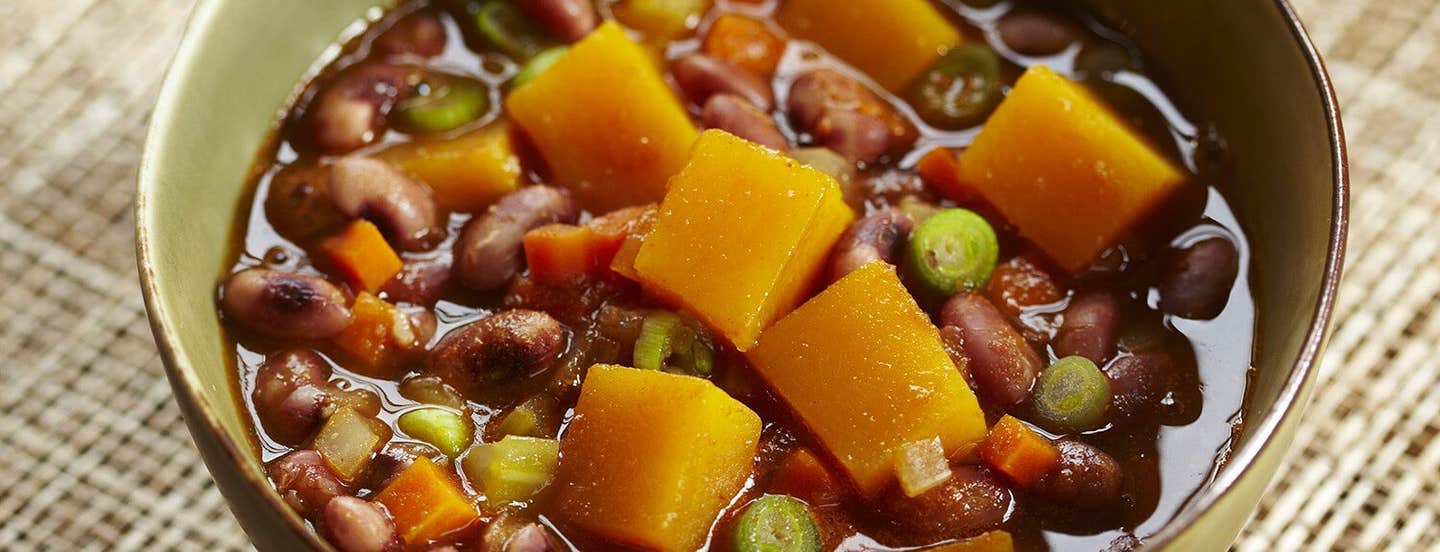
[396,81,490,133]
[476,1,553,60]
[733,495,822,552]
[909,43,1003,129]
[906,208,999,294]
[1033,356,1112,433]
[462,435,560,505]
[397,406,474,457]
[634,311,681,371]
[513,46,569,87]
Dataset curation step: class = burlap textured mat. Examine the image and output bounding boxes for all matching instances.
[0,0,1430,549]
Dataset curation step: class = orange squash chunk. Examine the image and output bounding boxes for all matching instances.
[704,13,786,76]
[553,365,761,551]
[334,292,419,374]
[323,220,402,293]
[379,121,522,212]
[977,415,1059,488]
[374,456,480,546]
[776,0,960,91]
[747,262,987,496]
[957,66,1186,273]
[634,130,853,350]
[507,22,698,211]
[927,531,1016,552]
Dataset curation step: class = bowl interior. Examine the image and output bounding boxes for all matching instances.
[138,1,1343,549]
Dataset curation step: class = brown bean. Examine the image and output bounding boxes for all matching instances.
[814,109,893,164]
[381,257,452,305]
[829,209,914,281]
[221,269,352,340]
[787,69,915,163]
[330,157,443,251]
[518,0,597,42]
[253,349,334,445]
[398,304,439,346]
[454,186,578,291]
[1037,439,1124,509]
[941,293,1043,407]
[268,450,349,519]
[1158,237,1239,319]
[323,385,383,419]
[505,523,560,552]
[311,63,419,154]
[322,496,402,552]
[429,310,567,397]
[876,465,1013,544]
[672,54,775,111]
[1054,291,1120,364]
[265,163,348,242]
[367,441,446,489]
[701,94,789,151]
[1102,351,1168,421]
[374,12,447,58]
[996,9,1085,56]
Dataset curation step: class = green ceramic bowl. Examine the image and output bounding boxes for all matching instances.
[137,1,1347,550]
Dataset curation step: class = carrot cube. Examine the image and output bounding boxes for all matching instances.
[703,14,786,76]
[323,220,402,293]
[334,292,418,375]
[917,147,977,203]
[607,206,658,282]
[374,456,479,546]
[976,415,1059,488]
[776,0,960,91]
[523,224,600,284]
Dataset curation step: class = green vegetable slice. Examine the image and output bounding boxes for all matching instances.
[476,1,553,60]
[733,495,822,552]
[1033,356,1112,433]
[513,46,569,87]
[909,43,1003,129]
[906,208,999,294]
[396,81,490,134]
[397,406,474,457]
[633,311,715,375]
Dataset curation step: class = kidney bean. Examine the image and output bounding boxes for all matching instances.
[252,349,333,445]
[221,269,352,340]
[1102,351,1168,421]
[330,157,443,251]
[1037,439,1123,509]
[995,9,1085,56]
[322,496,402,552]
[311,63,419,154]
[268,450,349,519]
[323,385,383,419]
[986,256,1064,339]
[787,69,915,163]
[398,304,438,346]
[505,523,560,552]
[1054,291,1120,364]
[876,465,1013,544]
[829,209,914,281]
[374,12,447,59]
[381,257,452,305]
[265,163,349,242]
[518,0,597,42]
[429,310,567,397]
[672,54,775,111]
[367,441,446,489]
[454,186,578,291]
[941,293,1043,407]
[1158,237,1239,319]
[701,94,789,151]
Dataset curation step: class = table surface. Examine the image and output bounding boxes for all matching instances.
[1,0,1435,550]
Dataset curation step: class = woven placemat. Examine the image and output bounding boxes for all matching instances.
[0,0,1431,550]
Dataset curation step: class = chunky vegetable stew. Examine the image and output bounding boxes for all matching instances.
[219,1,1255,550]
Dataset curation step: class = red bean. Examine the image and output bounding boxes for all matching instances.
[941,293,1043,407]
[1102,351,1167,421]
[265,163,348,242]
[995,9,1085,56]
[505,523,560,552]
[268,450,349,519]
[330,157,444,252]
[787,69,914,163]
[875,465,1014,544]
[829,209,914,282]
[311,63,418,154]
[1036,439,1123,509]
[672,54,775,111]
[367,441,446,489]
[221,269,352,340]
[322,496,402,552]
[429,310,567,397]
[454,186,578,291]
[374,12,447,58]
[1158,237,1239,319]
[381,257,452,305]
[518,0,598,42]
[252,349,333,446]
[1054,291,1120,364]
[701,94,789,151]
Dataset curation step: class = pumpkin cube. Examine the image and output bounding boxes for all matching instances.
[633,130,854,350]
[323,220,402,293]
[553,365,761,551]
[747,262,987,496]
[374,456,480,545]
[379,121,522,212]
[776,0,961,91]
[507,22,698,211]
[334,292,419,377]
[957,66,1186,272]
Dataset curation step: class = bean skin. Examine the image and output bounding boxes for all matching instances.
[876,465,1014,544]
[322,496,402,552]
[941,293,1043,407]
[518,0,597,42]
[505,523,560,552]
[787,69,915,163]
[330,156,443,251]
[995,9,1085,56]
[701,94,789,151]
[1036,440,1124,509]
[454,186,578,292]
[374,12,447,59]
[367,441,446,491]
[265,163,348,242]
[672,54,775,111]
[1102,351,1168,421]
[1158,237,1239,319]
[829,209,914,282]
[311,63,418,154]
[268,450,349,519]
[221,269,352,340]
[252,349,333,446]
[429,310,567,397]
[381,257,452,305]
[1054,291,1120,364]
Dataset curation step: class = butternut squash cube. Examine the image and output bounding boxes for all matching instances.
[379,121,522,212]
[747,262,987,496]
[554,365,761,551]
[506,22,698,211]
[957,66,1186,273]
[633,130,854,350]
[776,0,961,91]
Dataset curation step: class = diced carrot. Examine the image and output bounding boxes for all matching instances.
[768,448,843,506]
[926,531,1016,552]
[916,147,977,203]
[374,456,480,547]
[586,205,655,268]
[608,206,659,282]
[334,292,418,374]
[323,220,403,293]
[703,14,786,77]
[976,415,1059,488]
[524,224,600,285]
